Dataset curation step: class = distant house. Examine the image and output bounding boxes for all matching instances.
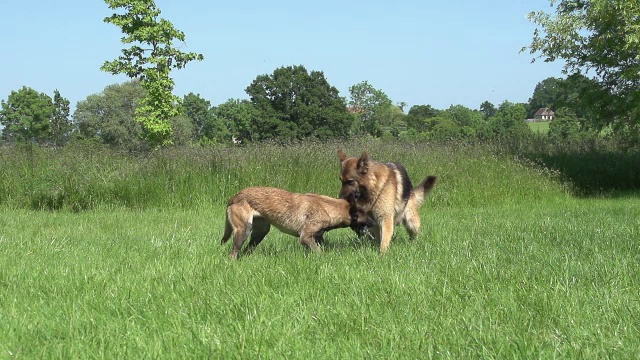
[347,106,365,114]
[533,108,555,121]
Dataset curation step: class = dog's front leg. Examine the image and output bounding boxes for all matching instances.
[300,230,323,253]
[378,217,395,254]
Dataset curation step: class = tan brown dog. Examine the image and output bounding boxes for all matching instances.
[338,150,436,254]
[221,186,374,259]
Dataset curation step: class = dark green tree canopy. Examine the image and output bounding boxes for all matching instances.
[181,93,227,142]
[548,107,581,141]
[348,81,393,137]
[213,99,256,143]
[0,86,53,144]
[488,101,531,139]
[74,81,147,150]
[406,104,439,132]
[245,65,353,141]
[480,101,497,119]
[51,89,72,146]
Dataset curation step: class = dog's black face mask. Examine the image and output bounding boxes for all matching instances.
[346,193,375,235]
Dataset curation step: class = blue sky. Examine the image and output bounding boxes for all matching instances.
[0,0,562,112]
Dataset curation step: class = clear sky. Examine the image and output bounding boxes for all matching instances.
[0,0,563,113]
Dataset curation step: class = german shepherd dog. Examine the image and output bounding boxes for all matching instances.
[221,187,374,259]
[338,150,437,254]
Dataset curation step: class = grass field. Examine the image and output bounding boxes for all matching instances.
[1,140,639,358]
[528,121,550,134]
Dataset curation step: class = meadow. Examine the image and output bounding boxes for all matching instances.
[528,121,550,134]
[1,140,639,358]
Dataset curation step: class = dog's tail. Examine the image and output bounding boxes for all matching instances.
[412,175,437,207]
[221,208,233,245]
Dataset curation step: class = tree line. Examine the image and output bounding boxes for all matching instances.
[2,0,639,150]
[0,67,619,150]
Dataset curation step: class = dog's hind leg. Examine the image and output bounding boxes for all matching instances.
[246,218,270,254]
[221,209,234,244]
[402,206,421,241]
[229,217,252,260]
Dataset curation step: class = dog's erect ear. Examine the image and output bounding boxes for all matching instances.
[338,149,348,162]
[357,152,369,174]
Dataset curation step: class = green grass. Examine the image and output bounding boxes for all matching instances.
[1,140,640,358]
[529,121,550,134]
[1,199,639,358]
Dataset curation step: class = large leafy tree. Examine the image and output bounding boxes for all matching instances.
[245,65,353,141]
[548,107,582,140]
[181,93,228,142]
[101,0,204,146]
[74,81,147,150]
[181,93,213,141]
[488,101,531,139]
[479,101,497,119]
[348,81,393,137]
[0,86,53,143]
[445,104,485,137]
[528,75,603,121]
[524,0,640,142]
[406,104,439,132]
[214,99,256,143]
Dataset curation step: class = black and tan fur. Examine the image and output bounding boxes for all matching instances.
[221,186,374,259]
[338,150,436,254]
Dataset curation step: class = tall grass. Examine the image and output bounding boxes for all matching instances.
[0,140,571,212]
[1,139,640,358]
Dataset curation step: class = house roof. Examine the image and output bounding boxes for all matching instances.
[534,108,555,116]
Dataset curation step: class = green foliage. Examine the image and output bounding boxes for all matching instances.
[489,101,531,139]
[50,90,72,146]
[525,0,640,145]
[170,114,195,146]
[181,93,228,143]
[444,104,486,138]
[384,105,407,137]
[426,116,462,141]
[101,0,204,147]
[214,99,256,143]
[74,81,147,151]
[557,73,614,128]
[479,101,497,119]
[406,104,439,132]
[406,104,489,140]
[348,81,393,137]
[527,77,563,117]
[245,65,353,141]
[548,107,581,141]
[0,86,53,144]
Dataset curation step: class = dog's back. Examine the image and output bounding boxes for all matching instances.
[221,186,369,258]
